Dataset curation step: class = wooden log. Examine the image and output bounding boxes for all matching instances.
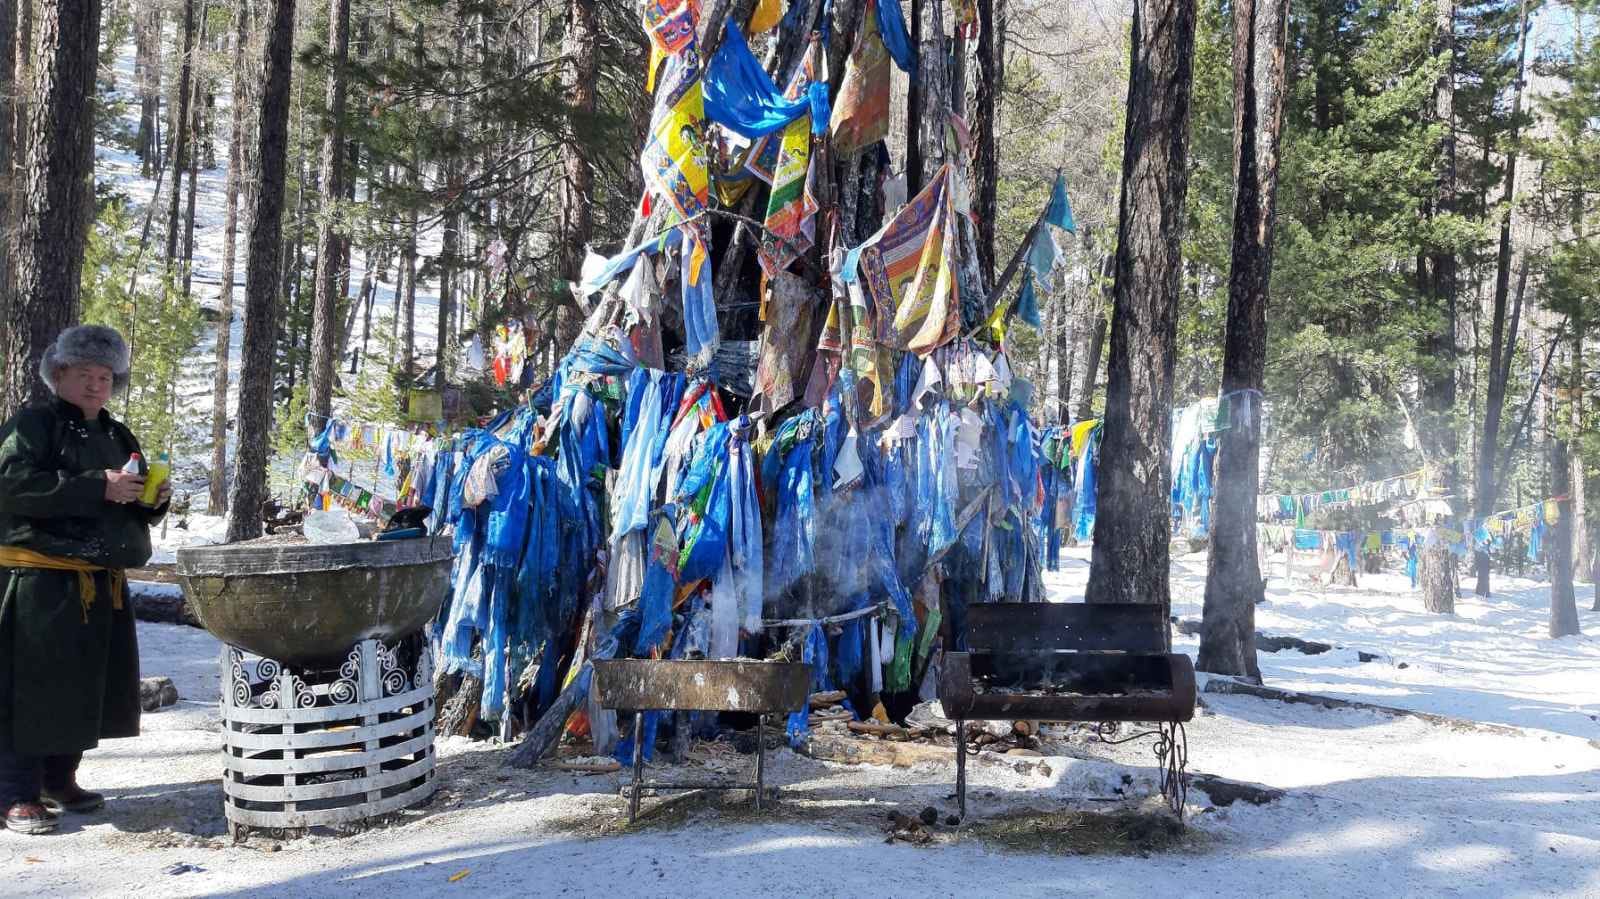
[504,662,592,769]
[847,720,914,741]
[130,580,201,627]
[809,690,847,709]
[437,673,482,738]
[1202,677,1523,736]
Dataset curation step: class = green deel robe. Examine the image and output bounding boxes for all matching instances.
[0,398,165,756]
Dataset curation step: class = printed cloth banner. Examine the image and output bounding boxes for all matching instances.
[756,40,823,278]
[829,0,892,155]
[643,0,701,56]
[849,163,962,356]
[642,49,711,241]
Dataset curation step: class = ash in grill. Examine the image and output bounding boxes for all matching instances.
[937,603,1196,820]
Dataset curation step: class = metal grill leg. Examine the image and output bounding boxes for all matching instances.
[955,719,967,820]
[755,715,766,811]
[629,712,644,823]
[1156,720,1188,820]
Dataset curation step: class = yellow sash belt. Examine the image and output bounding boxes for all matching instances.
[0,546,126,623]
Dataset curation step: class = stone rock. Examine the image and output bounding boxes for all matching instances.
[141,676,179,712]
[1191,773,1286,807]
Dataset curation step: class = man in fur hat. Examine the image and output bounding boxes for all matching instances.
[0,325,169,834]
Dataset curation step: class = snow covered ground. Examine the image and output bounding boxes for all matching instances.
[5,547,1597,898]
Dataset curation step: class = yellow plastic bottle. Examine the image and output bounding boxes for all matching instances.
[141,452,170,506]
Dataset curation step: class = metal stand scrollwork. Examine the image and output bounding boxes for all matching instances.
[1094,720,1189,819]
[219,636,437,842]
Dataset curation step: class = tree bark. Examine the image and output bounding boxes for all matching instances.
[225,0,296,544]
[165,0,197,271]
[0,0,16,316]
[973,0,997,283]
[1548,423,1579,637]
[1198,0,1287,682]
[308,0,351,428]
[1083,0,1196,614]
[1473,0,1530,597]
[210,0,251,516]
[2,0,103,419]
[912,0,949,190]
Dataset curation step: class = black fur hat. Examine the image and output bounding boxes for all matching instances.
[40,325,132,393]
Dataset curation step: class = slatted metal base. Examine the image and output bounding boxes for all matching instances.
[220,637,436,839]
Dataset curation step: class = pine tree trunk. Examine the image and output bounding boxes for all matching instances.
[165,0,196,271]
[1419,541,1456,613]
[1056,305,1074,424]
[1075,253,1111,421]
[225,0,296,544]
[911,0,949,190]
[308,0,351,428]
[1082,0,1196,613]
[1473,0,1530,597]
[209,0,251,516]
[1548,427,1579,637]
[1573,331,1589,596]
[181,11,207,301]
[137,5,159,173]
[396,17,422,379]
[973,0,998,283]
[1198,0,1287,682]
[2,0,102,420]
[399,213,417,382]
[558,0,596,287]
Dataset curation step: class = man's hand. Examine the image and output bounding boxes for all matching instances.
[104,470,145,504]
[150,480,172,508]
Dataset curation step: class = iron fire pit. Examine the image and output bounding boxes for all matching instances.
[592,659,811,822]
[176,536,454,669]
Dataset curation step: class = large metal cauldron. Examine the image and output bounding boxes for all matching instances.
[176,536,454,668]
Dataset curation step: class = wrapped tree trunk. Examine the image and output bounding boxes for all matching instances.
[308,0,351,427]
[1083,0,1197,611]
[2,0,103,419]
[225,0,297,543]
[1198,0,1289,682]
